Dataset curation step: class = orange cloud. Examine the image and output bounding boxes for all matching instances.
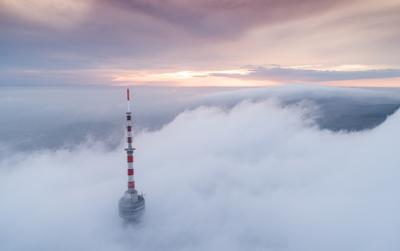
[110,69,277,87]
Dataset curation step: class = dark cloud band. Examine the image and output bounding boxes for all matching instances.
[213,66,400,82]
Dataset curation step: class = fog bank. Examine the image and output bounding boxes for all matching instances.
[1,100,399,250]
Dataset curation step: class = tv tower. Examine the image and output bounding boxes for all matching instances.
[118,88,145,222]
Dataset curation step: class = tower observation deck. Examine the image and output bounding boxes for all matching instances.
[118,88,145,222]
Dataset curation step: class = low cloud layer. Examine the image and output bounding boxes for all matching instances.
[1,85,399,155]
[1,99,400,250]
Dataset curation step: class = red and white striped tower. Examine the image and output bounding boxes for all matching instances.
[125,88,136,192]
[119,87,145,222]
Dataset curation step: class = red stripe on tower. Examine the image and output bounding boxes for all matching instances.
[127,155,134,163]
[128,181,135,189]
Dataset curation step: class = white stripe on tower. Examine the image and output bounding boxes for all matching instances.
[126,88,135,190]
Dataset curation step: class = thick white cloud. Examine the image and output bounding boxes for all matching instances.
[0,100,399,250]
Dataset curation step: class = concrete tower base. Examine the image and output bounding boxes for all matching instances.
[118,190,145,222]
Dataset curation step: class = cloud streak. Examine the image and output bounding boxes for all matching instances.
[212,66,400,83]
[99,0,349,37]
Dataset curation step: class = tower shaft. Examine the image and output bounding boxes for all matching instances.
[126,88,135,191]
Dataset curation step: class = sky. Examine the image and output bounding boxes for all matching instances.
[2,1,400,249]
[1,0,400,87]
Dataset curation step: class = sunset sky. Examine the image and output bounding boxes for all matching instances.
[1,0,400,87]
